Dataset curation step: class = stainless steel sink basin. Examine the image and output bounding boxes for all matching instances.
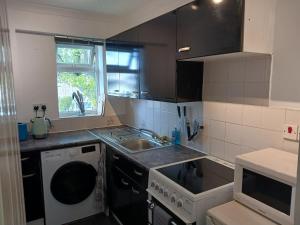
[120,139,163,152]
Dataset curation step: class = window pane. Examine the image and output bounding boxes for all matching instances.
[106,51,119,65]
[57,45,93,65]
[57,72,97,116]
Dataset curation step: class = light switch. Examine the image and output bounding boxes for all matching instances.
[283,124,298,141]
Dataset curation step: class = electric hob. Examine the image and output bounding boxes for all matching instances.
[147,156,234,225]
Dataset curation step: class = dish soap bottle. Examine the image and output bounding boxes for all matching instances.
[172,128,181,145]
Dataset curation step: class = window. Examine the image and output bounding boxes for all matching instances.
[56,39,105,118]
[106,45,140,98]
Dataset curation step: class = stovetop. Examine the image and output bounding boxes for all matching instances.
[157,157,234,194]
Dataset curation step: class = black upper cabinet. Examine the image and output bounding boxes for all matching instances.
[106,27,141,98]
[139,12,177,101]
[176,0,244,59]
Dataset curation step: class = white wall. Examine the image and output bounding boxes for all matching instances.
[270,0,300,108]
[8,2,127,132]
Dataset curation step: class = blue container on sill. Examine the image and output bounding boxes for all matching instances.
[18,123,28,141]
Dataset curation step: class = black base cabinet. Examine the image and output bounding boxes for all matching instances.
[106,146,148,225]
[21,151,44,222]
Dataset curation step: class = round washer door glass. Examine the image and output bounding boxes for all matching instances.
[50,161,97,205]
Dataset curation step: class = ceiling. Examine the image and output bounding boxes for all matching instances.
[17,0,158,16]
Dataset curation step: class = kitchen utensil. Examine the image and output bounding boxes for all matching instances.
[184,106,191,139]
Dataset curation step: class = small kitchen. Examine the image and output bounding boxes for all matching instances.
[1,0,300,225]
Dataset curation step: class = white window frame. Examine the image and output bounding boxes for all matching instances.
[56,43,104,118]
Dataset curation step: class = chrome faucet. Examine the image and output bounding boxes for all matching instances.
[139,128,169,144]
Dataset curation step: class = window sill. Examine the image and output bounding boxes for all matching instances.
[59,113,103,119]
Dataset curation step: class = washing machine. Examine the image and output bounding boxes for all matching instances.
[41,144,103,225]
[206,201,277,225]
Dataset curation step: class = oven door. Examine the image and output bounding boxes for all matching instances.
[148,197,196,225]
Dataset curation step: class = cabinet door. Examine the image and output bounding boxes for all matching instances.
[21,153,44,222]
[139,12,177,101]
[109,167,133,225]
[109,167,148,225]
[106,27,141,99]
[177,0,244,59]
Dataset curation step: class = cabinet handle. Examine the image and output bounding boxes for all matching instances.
[21,157,30,162]
[121,178,129,186]
[132,187,140,195]
[134,169,143,176]
[113,154,120,160]
[178,46,191,53]
[170,221,178,225]
[114,90,120,93]
[141,91,149,95]
[132,91,139,94]
[22,173,36,179]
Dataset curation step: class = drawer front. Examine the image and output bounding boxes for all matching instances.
[108,147,148,188]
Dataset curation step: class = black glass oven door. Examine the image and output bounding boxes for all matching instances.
[50,161,97,205]
[151,198,196,225]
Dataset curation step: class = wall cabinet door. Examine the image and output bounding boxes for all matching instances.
[176,0,244,59]
[139,12,177,101]
[106,27,141,99]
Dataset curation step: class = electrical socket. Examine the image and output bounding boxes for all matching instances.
[33,104,47,116]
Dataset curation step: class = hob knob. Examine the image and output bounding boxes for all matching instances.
[171,194,176,203]
[151,181,156,188]
[164,190,169,198]
[177,199,183,208]
[159,187,164,194]
[155,184,160,191]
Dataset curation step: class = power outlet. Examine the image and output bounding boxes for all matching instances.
[33,104,47,117]
[283,124,298,141]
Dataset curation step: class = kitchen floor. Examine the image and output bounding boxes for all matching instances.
[65,214,119,225]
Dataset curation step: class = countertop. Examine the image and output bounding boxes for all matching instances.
[20,126,205,169]
[20,130,100,153]
[90,127,205,170]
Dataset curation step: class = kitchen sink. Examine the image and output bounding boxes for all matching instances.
[99,127,171,153]
[120,139,163,152]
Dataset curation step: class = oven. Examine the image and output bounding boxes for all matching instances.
[148,196,196,225]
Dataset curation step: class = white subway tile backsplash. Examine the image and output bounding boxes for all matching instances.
[244,82,269,106]
[261,107,285,131]
[227,83,244,104]
[123,55,297,165]
[283,140,299,154]
[225,103,243,124]
[225,142,242,163]
[245,57,268,82]
[205,101,227,121]
[242,105,263,127]
[228,58,245,82]
[210,138,225,159]
[209,120,226,140]
[285,109,300,124]
[225,123,243,145]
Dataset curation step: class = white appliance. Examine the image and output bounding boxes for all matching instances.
[41,144,102,225]
[206,201,277,225]
[147,156,235,225]
[234,148,297,225]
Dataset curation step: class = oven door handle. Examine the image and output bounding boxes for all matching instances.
[147,200,155,209]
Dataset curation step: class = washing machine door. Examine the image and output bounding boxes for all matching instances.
[50,161,97,205]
